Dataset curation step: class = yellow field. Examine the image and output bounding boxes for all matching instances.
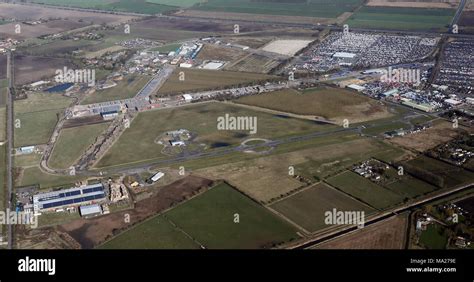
[236,87,392,124]
[157,68,275,95]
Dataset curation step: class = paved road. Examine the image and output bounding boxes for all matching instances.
[77,110,419,177]
[5,51,14,249]
[135,65,175,98]
[451,0,467,28]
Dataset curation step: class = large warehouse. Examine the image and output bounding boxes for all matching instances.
[33,183,106,215]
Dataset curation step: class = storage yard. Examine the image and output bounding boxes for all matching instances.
[435,38,474,92]
[293,32,439,72]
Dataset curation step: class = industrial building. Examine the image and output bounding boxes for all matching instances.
[101,111,119,120]
[401,99,435,112]
[79,204,103,217]
[347,84,366,92]
[147,171,165,184]
[33,183,106,215]
[182,94,193,102]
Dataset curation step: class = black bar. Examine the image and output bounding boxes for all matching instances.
[0,250,472,281]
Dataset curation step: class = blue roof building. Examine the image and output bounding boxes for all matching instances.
[33,183,106,215]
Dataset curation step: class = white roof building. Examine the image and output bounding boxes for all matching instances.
[79,204,102,217]
[151,172,165,182]
[347,84,365,92]
[30,80,48,87]
[445,98,462,106]
[333,52,356,59]
[179,63,193,68]
[182,94,193,102]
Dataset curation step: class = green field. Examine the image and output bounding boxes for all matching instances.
[14,93,73,147]
[14,153,42,168]
[345,6,455,31]
[101,183,299,249]
[384,177,438,199]
[165,183,299,248]
[166,131,358,172]
[362,121,409,136]
[236,87,391,122]
[20,39,100,56]
[157,68,276,96]
[419,224,448,249]
[99,215,201,249]
[82,75,150,104]
[0,107,5,141]
[327,171,404,210]
[0,145,6,213]
[270,183,374,233]
[404,156,474,188]
[48,123,109,169]
[32,0,178,14]
[37,211,82,228]
[96,102,328,168]
[102,26,210,43]
[18,166,89,189]
[146,0,201,8]
[192,0,364,18]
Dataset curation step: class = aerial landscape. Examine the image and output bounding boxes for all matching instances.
[0,0,473,266]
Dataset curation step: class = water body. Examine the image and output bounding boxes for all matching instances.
[211,142,231,148]
[45,83,74,93]
[274,114,291,119]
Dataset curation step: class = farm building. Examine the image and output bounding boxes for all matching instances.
[18,146,35,154]
[33,183,106,215]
